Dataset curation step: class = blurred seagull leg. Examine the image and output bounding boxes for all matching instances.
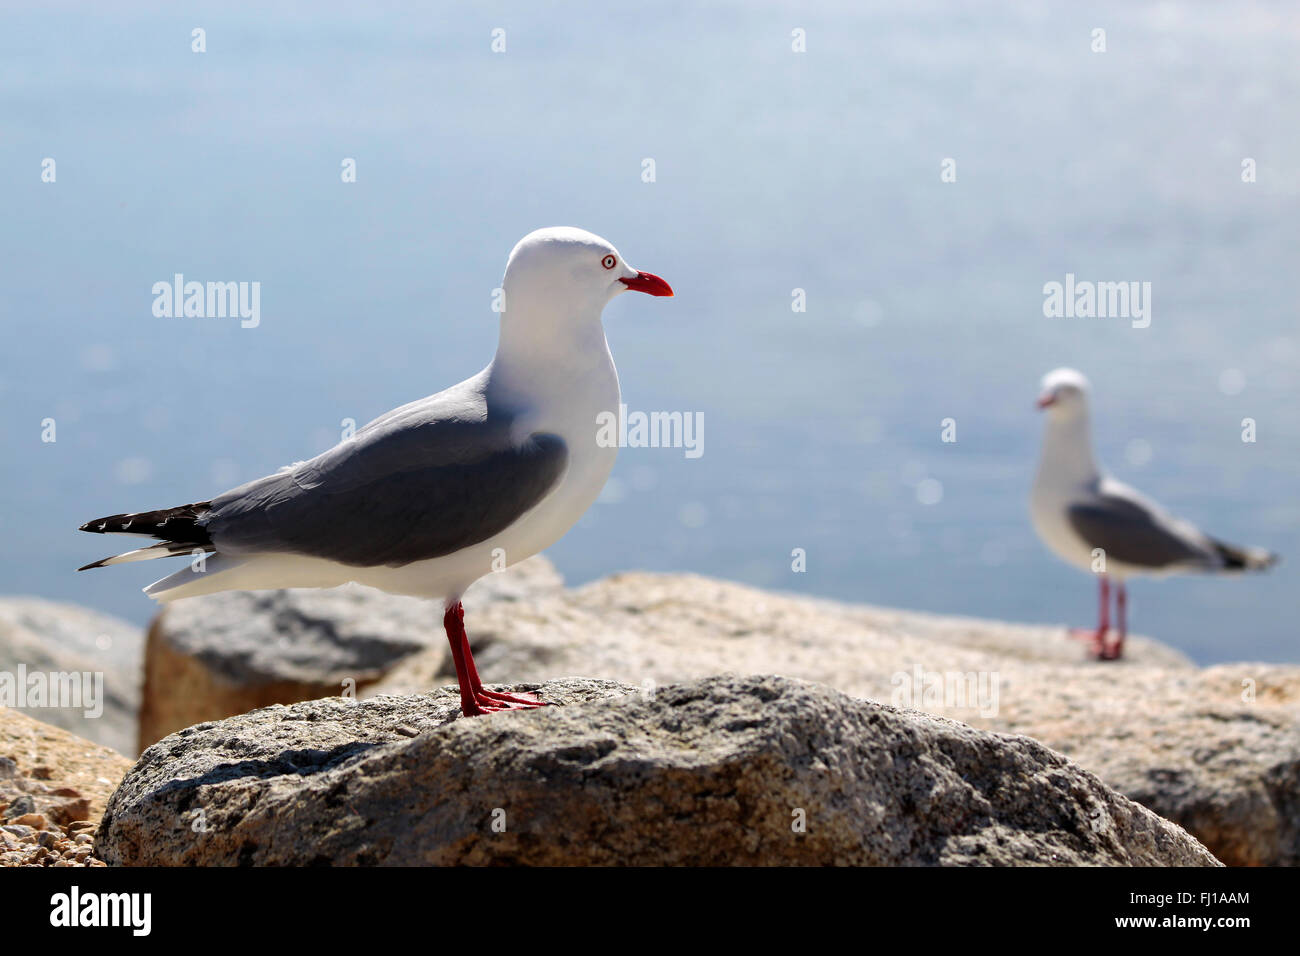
[1105,582,1128,661]
[1070,576,1111,659]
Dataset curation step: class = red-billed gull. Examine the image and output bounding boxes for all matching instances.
[1030,367,1277,660]
[79,227,673,715]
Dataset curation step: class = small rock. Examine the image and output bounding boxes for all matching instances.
[2,795,35,820]
[11,813,49,830]
[47,799,91,825]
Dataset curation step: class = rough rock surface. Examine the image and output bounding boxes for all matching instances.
[137,555,562,752]
[97,675,1218,867]
[0,598,142,754]
[374,572,1298,867]
[1,706,131,866]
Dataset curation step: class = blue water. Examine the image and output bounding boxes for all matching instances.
[3,2,1297,663]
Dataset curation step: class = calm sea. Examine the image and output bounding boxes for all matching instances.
[3,2,1297,663]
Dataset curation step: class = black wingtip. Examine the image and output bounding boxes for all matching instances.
[77,558,107,571]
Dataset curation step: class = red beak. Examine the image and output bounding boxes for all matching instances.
[1036,394,1056,409]
[619,271,674,297]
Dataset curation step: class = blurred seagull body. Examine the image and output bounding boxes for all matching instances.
[78,227,673,714]
[1030,368,1277,659]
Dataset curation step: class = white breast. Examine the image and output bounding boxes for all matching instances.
[1029,481,1095,573]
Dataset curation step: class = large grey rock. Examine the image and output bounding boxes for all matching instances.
[97,675,1218,866]
[0,598,143,754]
[374,572,1298,866]
[137,555,562,751]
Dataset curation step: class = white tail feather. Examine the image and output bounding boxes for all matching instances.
[78,542,199,571]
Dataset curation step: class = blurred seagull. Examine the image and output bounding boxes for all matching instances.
[1030,368,1277,660]
[79,227,673,715]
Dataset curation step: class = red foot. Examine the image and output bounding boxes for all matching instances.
[460,690,547,718]
[1068,628,1122,661]
[477,688,545,706]
[1069,628,1105,658]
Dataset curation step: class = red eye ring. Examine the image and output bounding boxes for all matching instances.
[601,254,617,270]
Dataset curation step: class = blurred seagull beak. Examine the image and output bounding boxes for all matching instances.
[619,271,674,297]
[1036,393,1056,409]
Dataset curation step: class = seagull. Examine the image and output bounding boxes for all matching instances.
[78,226,673,715]
[1030,367,1277,660]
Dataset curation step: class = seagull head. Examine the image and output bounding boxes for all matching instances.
[1037,367,1091,416]
[502,227,673,318]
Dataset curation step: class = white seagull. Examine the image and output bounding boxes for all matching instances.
[79,227,673,715]
[1029,368,1277,660]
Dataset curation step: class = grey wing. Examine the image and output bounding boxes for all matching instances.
[205,381,569,567]
[1066,485,1213,570]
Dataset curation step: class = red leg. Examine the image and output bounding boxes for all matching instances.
[442,602,545,717]
[1104,582,1127,660]
[1070,575,1110,659]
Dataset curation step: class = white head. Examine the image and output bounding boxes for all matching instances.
[501,227,672,320]
[1036,367,1092,419]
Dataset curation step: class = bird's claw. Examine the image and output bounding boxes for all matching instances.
[1068,627,1121,661]
[459,690,548,717]
[478,688,545,706]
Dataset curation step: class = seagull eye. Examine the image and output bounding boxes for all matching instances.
[601,255,617,270]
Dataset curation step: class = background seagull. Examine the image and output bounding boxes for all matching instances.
[78,226,673,715]
[1030,367,1277,660]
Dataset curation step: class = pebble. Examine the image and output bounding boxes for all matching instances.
[0,760,104,868]
[2,795,35,819]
